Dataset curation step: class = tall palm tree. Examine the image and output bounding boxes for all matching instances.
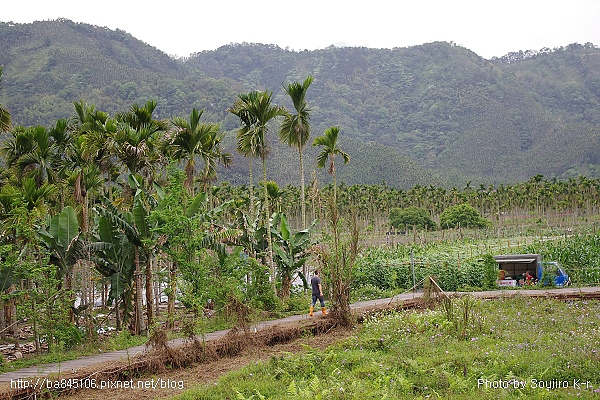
[279,76,314,229]
[70,101,112,231]
[197,123,232,191]
[68,134,104,234]
[114,100,169,178]
[0,67,10,133]
[113,100,168,333]
[313,126,350,204]
[1,127,35,174]
[48,118,75,209]
[3,126,60,188]
[230,91,287,284]
[72,101,119,200]
[229,92,261,258]
[229,92,260,223]
[170,108,216,192]
[240,90,287,218]
[282,77,317,286]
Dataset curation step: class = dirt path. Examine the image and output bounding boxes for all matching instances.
[1,287,599,399]
[0,292,420,385]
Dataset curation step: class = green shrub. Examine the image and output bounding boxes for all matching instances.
[480,254,500,289]
[280,291,309,313]
[352,284,388,301]
[429,261,460,291]
[439,203,490,229]
[54,322,83,350]
[389,206,436,231]
[247,258,279,311]
[354,260,395,290]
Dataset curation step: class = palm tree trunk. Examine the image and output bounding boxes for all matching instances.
[167,261,176,329]
[248,157,254,222]
[248,157,255,257]
[299,148,307,288]
[9,288,18,348]
[262,158,275,292]
[333,172,338,206]
[134,247,145,335]
[145,256,154,327]
[299,148,306,228]
[184,160,195,194]
[0,300,4,341]
[331,154,337,206]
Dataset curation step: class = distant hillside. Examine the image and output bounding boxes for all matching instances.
[1,19,599,187]
[0,19,243,124]
[220,134,446,188]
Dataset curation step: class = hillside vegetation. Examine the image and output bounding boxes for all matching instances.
[1,19,600,186]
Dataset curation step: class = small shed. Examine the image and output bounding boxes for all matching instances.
[494,254,541,283]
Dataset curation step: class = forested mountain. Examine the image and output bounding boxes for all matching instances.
[1,19,599,187]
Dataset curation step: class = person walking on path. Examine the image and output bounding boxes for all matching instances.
[310,270,327,316]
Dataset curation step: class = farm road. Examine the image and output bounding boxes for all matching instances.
[0,286,598,384]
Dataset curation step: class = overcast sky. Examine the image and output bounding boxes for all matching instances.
[3,0,600,59]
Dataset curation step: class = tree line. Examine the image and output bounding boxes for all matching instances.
[3,19,600,186]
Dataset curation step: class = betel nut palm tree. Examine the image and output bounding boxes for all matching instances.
[229,92,260,223]
[112,100,168,334]
[313,126,350,204]
[279,76,314,229]
[197,122,232,191]
[168,108,231,193]
[229,90,287,287]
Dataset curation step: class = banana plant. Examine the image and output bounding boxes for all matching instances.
[89,212,135,331]
[92,175,156,334]
[231,198,268,261]
[36,205,83,289]
[271,213,317,298]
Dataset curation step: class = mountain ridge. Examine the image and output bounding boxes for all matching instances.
[1,19,599,187]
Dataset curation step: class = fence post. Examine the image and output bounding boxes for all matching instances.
[411,246,416,298]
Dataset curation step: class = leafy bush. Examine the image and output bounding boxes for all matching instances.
[352,284,388,301]
[246,257,279,311]
[53,322,83,350]
[428,261,460,291]
[389,206,436,231]
[354,259,395,290]
[279,291,309,313]
[439,203,490,229]
[479,254,500,289]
